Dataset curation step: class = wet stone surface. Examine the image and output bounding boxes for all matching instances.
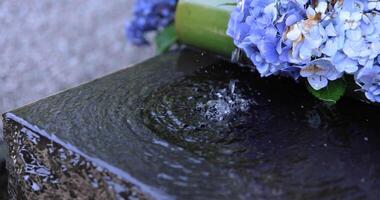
[3,49,380,199]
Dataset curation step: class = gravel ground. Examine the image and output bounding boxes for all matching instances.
[0,1,155,140]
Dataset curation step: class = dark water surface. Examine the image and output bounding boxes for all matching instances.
[10,49,380,199]
[0,162,7,200]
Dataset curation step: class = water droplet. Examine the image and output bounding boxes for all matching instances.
[197,80,253,122]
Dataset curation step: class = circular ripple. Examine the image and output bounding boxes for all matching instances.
[141,64,316,166]
[141,63,380,199]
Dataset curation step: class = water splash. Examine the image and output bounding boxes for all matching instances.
[196,80,254,121]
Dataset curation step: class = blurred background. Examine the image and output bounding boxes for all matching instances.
[0,2,154,196]
[0,1,155,139]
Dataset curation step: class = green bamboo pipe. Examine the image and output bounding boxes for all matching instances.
[175,0,236,56]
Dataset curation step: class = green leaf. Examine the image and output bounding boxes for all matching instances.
[155,24,177,54]
[307,78,347,104]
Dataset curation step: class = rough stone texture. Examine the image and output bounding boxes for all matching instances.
[4,119,150,200]
[0,0,155,137]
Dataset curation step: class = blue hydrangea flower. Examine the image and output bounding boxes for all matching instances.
[355,65,380,102]
[127,0,177,45]
[227,0,380,102]
[227,0,306,78]
[300,59,342,90]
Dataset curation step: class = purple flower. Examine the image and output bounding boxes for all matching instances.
[227,0,380,102]
[300,59,342,90]
[127,0,177,45]
[355,65,380,102]
[227,0,305,78]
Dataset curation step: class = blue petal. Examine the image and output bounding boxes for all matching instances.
[308,75,328,90]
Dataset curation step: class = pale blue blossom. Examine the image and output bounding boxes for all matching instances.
[331,51,358,74]
[355,65,380,102]
[339,11,363,30]
[300,59,342,90]
[368,1,380,10]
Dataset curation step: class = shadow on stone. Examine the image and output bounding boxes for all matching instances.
[0,158,8,200]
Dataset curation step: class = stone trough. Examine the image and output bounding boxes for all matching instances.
[2,49,380,199]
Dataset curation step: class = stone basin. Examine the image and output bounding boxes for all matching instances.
[2,48,380,199]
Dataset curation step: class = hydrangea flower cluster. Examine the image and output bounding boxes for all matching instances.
[127,0,177,45]
[227,0,380,103]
